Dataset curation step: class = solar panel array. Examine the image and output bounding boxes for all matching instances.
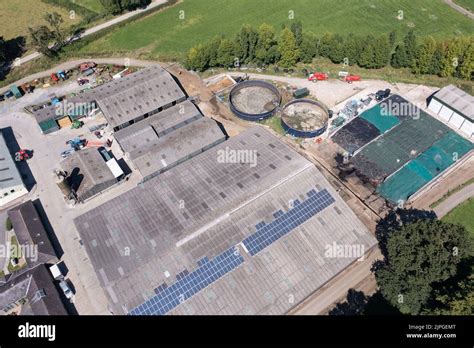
[129,188,335,315]
[242,189,335,256]
[129,247,244,315]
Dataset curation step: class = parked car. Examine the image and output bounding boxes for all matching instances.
[61,149,75,158]
[375,89,391,101]
[58,280,74,300]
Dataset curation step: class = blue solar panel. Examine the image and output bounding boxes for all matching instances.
[242,189,335,256]
[154,283,168,294]
[273,210,284,219]
[129,246,244,315]
[197,256,209,267]
[129,188,335,315]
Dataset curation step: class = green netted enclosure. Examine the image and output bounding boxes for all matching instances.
[378,132,473,204]
[360,104,400,133]
[354,112,451,179]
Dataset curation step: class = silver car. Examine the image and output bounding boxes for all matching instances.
[59,280,74,300]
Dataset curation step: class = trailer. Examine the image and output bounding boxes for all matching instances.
[10,85,23,99]
[293,87,310,99]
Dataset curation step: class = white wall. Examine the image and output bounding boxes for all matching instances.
[0,184,28,207]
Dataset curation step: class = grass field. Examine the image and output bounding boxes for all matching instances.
[75,0,474,60]
[0,0,83,40]
[443,198,474,236]
[454,0,474,12]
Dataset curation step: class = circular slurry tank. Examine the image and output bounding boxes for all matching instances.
[281,99,329,138]
[229,80,281,121]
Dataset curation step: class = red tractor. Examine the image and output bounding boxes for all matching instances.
[308,72,329,82]
[15,149,31,161]
[342,74,361,83]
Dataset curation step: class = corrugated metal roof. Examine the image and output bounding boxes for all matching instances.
[132,117,226,178]
[7,200,58,266]
[62,148,117,200]
[74,127,376,315]
[434,84,474,121]
[0,132,24,190]
[114,100,202,153]
[94,65,186,129]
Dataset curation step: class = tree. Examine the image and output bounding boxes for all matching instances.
[428,43,444,75]
[403,30,418,66]
[99,0,122,14]
[44,12,65,46]
[391,43,408,68]
[299,32,317,64]
[343,34,363,66]
[0,37,5,65]
[439,37,464,77]
[205,36,222,67]
[121,0,151,11]
[278,28,300,68]
[423,259,474,315]
[235,25,259,64]
[412,36,436,74]
[217,38,236,67]
[290,20,303,47]
[458,38,474,80]
[184,44,208,71]
[389,31,397,47]
[5,217,12,231]
[28,26,56,57]
[255,23,277,65]
[372,34,391,68]
[358,35,376,68]
[328,34,345,64]
[374,219,471,314]
[317,33,333,58]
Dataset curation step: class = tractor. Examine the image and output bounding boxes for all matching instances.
[15,149,31,161]
[308,72,329,82]
[71,120,84,129]
[342,74,361,83]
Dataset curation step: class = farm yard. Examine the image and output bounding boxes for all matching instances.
[75,0,474,59]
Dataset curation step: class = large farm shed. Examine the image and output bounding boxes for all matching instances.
[114,100,225,181]
[0,132,27,206]
[33,65,186,134]
[428,84,473,138]
[7,200,58,267]
[74,127,376,315]
[94,65,186,131]
[131,117,226,181]
[62,148,119,202]
[332,95,473,204]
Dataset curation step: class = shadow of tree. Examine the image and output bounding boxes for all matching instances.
[0,36,27,80]
[329,288,401,315]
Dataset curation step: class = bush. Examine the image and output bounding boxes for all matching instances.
[5,217,12,231]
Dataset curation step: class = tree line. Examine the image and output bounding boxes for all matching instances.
[330,209,473,315]
[185,22,473,81]
[19,1,152,60]
[99,0,151,15]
